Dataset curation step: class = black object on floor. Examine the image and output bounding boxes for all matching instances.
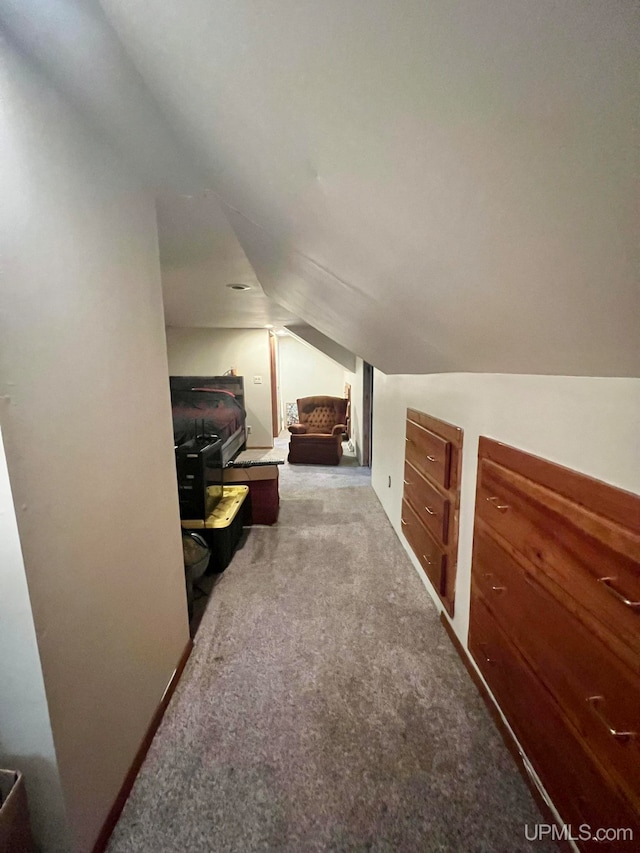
[198,504,246,573]
[181,532,210,620]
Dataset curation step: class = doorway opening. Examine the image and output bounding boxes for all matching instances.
[361,361,374,468]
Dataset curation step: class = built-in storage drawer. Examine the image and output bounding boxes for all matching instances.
[401,499,446,593]
[477,455,640,663]
[401,410,463,616]
[469,594,640,852]
[469,437,640,850]
[405,419,451,490]
[403,461,450,544]
[473,526,640,812]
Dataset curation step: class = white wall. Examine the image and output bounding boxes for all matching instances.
[371,373,640,645]
[0,426,71,852]
[166,327,273,447]
[279,335,347,422]
[0,36,189,852]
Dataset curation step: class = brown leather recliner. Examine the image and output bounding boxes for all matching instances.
[288,396,348,465]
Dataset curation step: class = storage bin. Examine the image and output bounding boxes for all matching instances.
[182,486,249,573]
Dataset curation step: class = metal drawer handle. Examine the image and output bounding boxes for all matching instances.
[426,454,437,462]
[425,506,437,516]
[486,496,510,512]
[401,518,408,526]
[597,577,640,610]
[403,479,411,485]
[405,437,412,443]
[483,572,505,592]
[479,642,495,664]
[587,696,636,742]
[422,554,432,566]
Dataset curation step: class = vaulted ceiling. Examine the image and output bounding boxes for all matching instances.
[3,0,638,375]
[157,192,300,329]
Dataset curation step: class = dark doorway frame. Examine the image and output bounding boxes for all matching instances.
[362,361,373,467]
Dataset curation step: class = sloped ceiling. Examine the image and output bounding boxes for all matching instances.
[0,0,302,330]
[286,326,356,373]
[157,192,301,328]
[9,1,640,375]
[0,0,200,192]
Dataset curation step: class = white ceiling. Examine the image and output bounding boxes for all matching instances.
[5,0,639,375]
[157,192,301,328]
[0,0,300,331]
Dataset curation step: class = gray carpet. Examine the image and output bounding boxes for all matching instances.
[107,442,553,853]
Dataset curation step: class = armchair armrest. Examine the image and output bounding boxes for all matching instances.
[288,423,308,435]
[332,423,347,436]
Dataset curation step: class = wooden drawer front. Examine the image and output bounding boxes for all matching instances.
[401,499,446,593]
[469,595,640,849]
[403,461,449,544]
[473,529,640,810]
[405,420,451,489]
[477,458,640,658]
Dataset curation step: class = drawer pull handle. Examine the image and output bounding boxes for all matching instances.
[587,696,636,742]
[479,642,495,665]
[486,496,510,512]
[597,577,640,610]
[483,572,505,592]
[401,518,408,526]
[424,506,437,516]
[422,554,433,565]
[426,455,437,462]
[403,479,411,485]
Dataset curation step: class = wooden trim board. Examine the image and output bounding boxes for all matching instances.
[439,613,568,851]
[407,409,463,447]
[478,437,640,534]
[269,331,279,438]
[91,639,194,853]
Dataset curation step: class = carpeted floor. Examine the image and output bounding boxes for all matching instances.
[107,439,553,853]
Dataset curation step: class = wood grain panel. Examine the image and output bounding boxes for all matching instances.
[473,528,640,812]
[439,613,573,853]
[403,460,450,543]
[405,420,451,489]
[477,457,640,664]
[401,409,463,616]
[469,595,640,852]
[469,437,640,852]
[407,408,463,446]
[401,498,446,593]
[478,437,640,535]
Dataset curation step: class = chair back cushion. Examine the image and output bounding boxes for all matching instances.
[297,396,348,434]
